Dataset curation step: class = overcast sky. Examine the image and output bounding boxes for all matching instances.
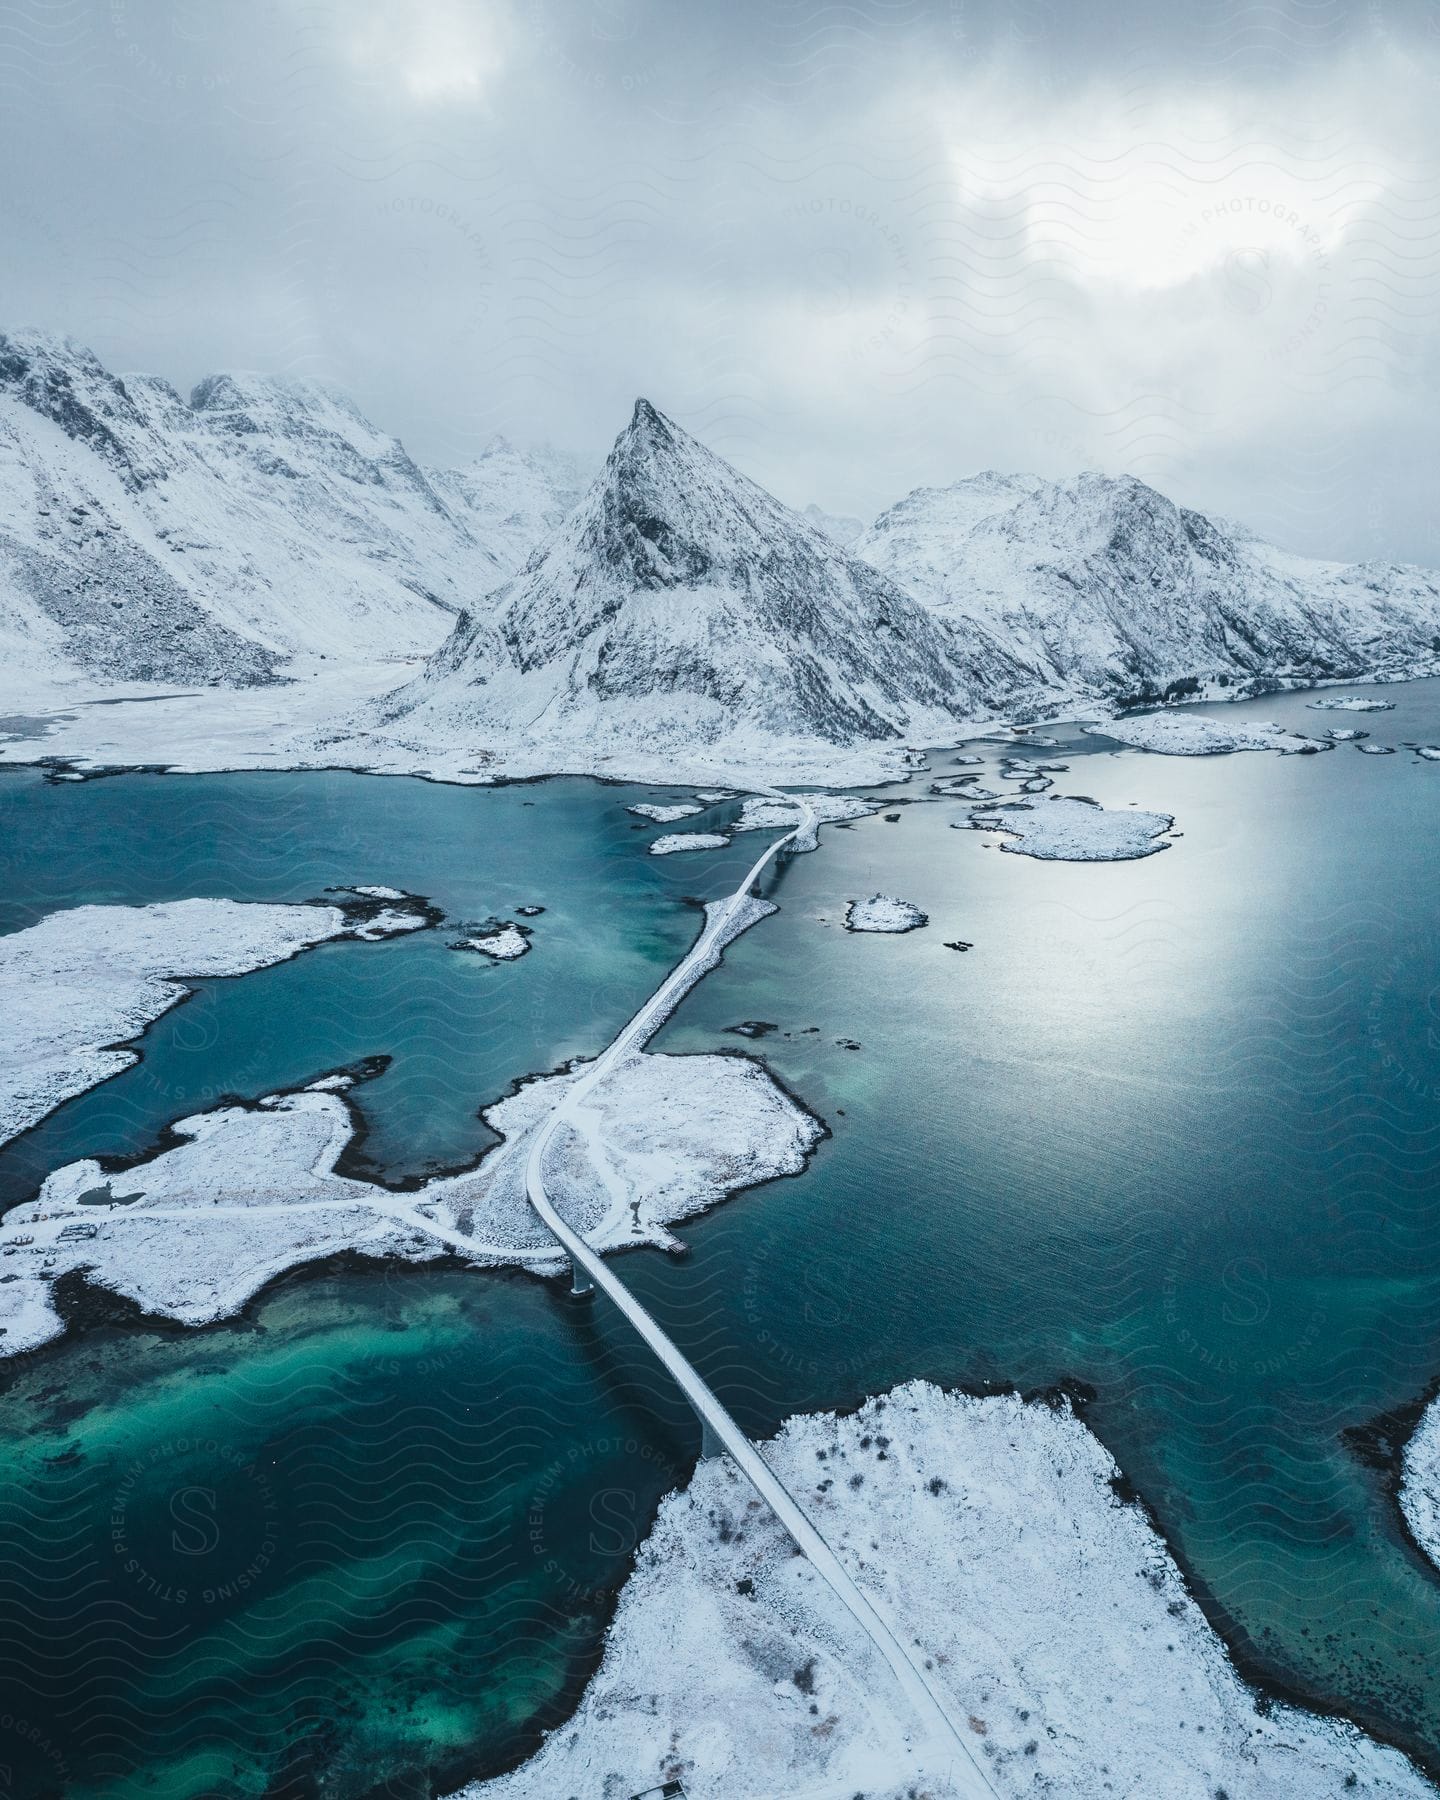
[5,0,1439,559]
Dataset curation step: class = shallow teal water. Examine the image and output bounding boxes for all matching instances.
[0,690,1439,1795]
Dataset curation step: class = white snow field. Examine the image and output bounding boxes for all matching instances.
[648,832,731,855]
[627,801,704,822]
[1090,713,1325,756]
[0,1047,821,1359]
[0,895,432,1146]
[965,796,1177,861]
[460,924,530,960]
[1401,1396,1440,1572]
[467,1382,1431,1800]
[844,894,928,932]
[1308,695,1397,712]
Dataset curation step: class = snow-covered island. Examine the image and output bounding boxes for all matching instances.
[1088,714,1326,756]
[649,832,731,855]
[468,1382,1432,1800]
[844,895,928,933]
[627,801,704,823]
[0,1046,823,1359]
[456,923,531,961]
[1309,695,1396,712]
[0,893,436,1146]
[965,795,1177,861]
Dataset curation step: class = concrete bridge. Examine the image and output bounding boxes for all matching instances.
[524,790,998,1798]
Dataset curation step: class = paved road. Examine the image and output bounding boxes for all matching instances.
[523,792,999,1798]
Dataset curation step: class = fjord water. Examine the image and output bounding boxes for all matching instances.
[0,686,1439,1795]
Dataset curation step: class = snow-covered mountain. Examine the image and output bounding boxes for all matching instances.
[427,435,589,578]
[857,470,1440,701]
[371,400,1032,771]
[0,331,576,687]
[801,501,864,549]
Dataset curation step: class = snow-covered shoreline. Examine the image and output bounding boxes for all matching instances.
[1400,1395,1440,1574]
[0,892,436,1147]
[465,1381,1433,1799]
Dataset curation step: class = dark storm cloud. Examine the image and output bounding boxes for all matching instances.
[2,0,1438,559]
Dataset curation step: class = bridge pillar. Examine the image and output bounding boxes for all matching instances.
[569,1257,594,1298]
[701,1419,725,1462]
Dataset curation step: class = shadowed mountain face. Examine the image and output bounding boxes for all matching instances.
[381,399,1033,757]
[858,469,1440,701]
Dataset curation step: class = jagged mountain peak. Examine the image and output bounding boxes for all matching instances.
[0,327,162,483]
[801,502,864,548]
[568,398,827,588]
[376,400,1031,763]
[187,369,401,459]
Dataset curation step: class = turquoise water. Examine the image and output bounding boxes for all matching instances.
[1,688,1439,1794]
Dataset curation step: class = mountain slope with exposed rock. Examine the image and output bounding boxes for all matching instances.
[857,469,1440,701]
[0,330,571,687]
[364,399,1034,779]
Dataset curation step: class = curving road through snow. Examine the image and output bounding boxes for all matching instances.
[523,790,998,1798]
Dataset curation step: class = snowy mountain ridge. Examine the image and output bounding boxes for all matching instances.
[366,398,1036,776]
[5,327,1440,774]
[857,468,1440,702]
[0,329,582,686]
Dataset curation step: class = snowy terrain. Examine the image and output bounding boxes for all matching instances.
[966,795,1178,860]
[1401,1397,1440,1570]
[733,792,877,839]
[350,400,1035,785]
[1309,695,1396,712]
[0,1047,822,1358]
[425,435,588,578]
[469,1382,1431,1800]
[844,894,928,932]
[457,923,530,960]
[801,500,865,547]
[649,832,730,855]
[858,468,1440,704]
[1089,712,1326,756]
[0,330,576,686]
[0,894,433,1146]
[627,801,704,822]
[5,346,1440,784]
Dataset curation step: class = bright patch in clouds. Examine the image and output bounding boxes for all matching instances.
[346,1,511,103]
[950,102,1384,297]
